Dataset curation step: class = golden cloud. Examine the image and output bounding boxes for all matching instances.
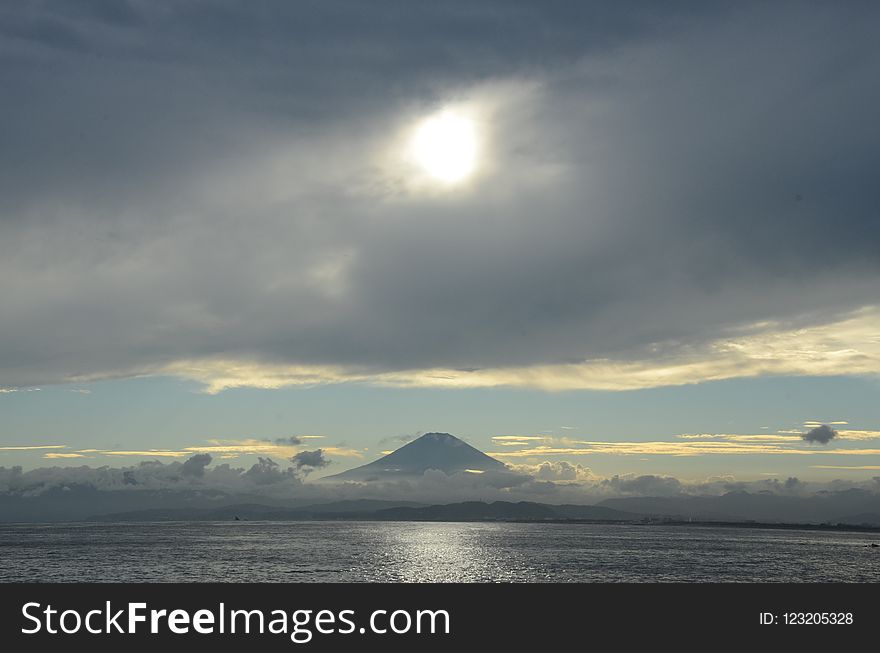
[491,435,550,446]
[101,450,188,457]
[679,430,880,442]
[490,440,880,458]
[152,306,880,392]
[811,465,880,470]
[676,433,799,442]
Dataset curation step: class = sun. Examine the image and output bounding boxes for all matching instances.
[409,110,479,184]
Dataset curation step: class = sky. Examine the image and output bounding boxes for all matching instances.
[1,2,880,499]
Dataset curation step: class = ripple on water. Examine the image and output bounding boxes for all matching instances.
[0,521,878,582]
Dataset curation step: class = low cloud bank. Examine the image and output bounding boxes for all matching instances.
[0,455,305,498]
[1,455,879,522]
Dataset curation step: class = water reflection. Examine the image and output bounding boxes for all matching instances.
[368,522,527,582]
[0,521,877,582]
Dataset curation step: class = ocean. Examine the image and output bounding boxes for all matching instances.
[1,521,878,582]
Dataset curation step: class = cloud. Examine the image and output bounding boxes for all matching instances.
[315,447,363,458]
[0,4,878,392]
[490,438,880,458]
[0,454,306,497]
[378,434,417,446]
[0,438,363,465]
[101,450,188,458]
[183,439,301,456]
[509,461,596,482]
[834,430,880,440]
[491,435,549,447]
[683,429,880,442]
[243,457,292,485]
[601,475,683,497]
[142,307,880,392]
[271,436,302,446]
[289,449,331,475]
[802,425,838,445]
[677,433,798,442]
[181,453,212,477]
[4,454,880,523]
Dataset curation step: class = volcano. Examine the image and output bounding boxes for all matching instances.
[322,432,506,482]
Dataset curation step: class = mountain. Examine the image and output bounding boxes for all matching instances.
[322,432,507,482]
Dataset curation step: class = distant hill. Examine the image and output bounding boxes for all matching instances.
[372,501,639,522]
[834,513,880,527]
[89,500,639,523]
[599,489,880,524]
[0,485,314,522]
[322,432,507,482]
[88,500,427,522]
[91,503,303,522]
[78,492,880,526]
[297,499,427,513]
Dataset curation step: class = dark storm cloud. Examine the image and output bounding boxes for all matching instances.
[802,425,838,445]
[289,449,331,472]
[1,2,879,389]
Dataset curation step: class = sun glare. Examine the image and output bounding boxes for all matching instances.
[409,110,479,184]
